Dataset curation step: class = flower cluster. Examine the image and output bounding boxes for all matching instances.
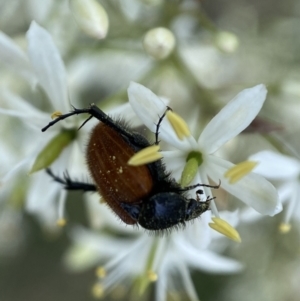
[0,1,299,301]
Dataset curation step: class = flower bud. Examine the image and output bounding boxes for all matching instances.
[214,31,239,53]
[143,27,175,59]
[69,0,109,39]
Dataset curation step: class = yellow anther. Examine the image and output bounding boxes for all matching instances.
[127,145,162,166]
[166,111,191,140]
[209,217,241,242]
[51,111,63,119]
[224,161,258,184]
[279,223,291,234]
[147,270,158,282]
[95,266,106,278]
[56,218,67,227]
[91,283,104,299]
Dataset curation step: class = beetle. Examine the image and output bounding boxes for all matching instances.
[42,104,219,232]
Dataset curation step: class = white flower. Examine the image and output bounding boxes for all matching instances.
[249,150,300,232]
[64,214,242,301]
[0,21,87,229]
[0,22,150,231]
[127,82,281,218]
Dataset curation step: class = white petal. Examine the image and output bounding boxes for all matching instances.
[26,172,59,229]
[69,226,134,257]
[249,150,300,180]
[175,263,200,301]
[160,150,186,182]
[199,84,267,154]
[1,157,32,184]
[284,182,300,224]
[108,102,143,128]
[181,214,212,250]
[277,182,294,203]
[240,207,264,223]
[0,31,36,84]
[206,156,282,216]
[156,263,168,301]
[0,89,50,128]
[26,21,69,112]
[128,82,191,150]
[176,239,243,273]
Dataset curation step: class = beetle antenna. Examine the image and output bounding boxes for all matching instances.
[155,106,172,145]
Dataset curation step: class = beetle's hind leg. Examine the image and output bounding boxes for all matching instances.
[46,168,97,192]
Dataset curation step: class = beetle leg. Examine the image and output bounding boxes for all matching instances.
[41,106,91,132]
[178,179,221,192]
[42,104,147,147]
[46,168,97,192]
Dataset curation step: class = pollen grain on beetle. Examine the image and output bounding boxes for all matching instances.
[51,110,63,119]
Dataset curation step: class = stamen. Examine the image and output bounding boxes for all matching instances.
[96,266,107,278]
[51,111,63,119]
[127,145,162,166]
[57,190,67,227]
[224,161,258,184]
[147,270,158,282]
[166,111,191,140]
[92,283,104,299]
[279,222,291,234]
[56,218,67,227]
[138,238,158,295]
[209,217,241,242]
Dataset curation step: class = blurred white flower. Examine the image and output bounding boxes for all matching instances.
[69,0,109,39]
[0,208,26,257]
[0,21,87,230]
[249,150,300,232]
[127,82,281,220]
[64,210,242,300]
[0,21,151,231]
